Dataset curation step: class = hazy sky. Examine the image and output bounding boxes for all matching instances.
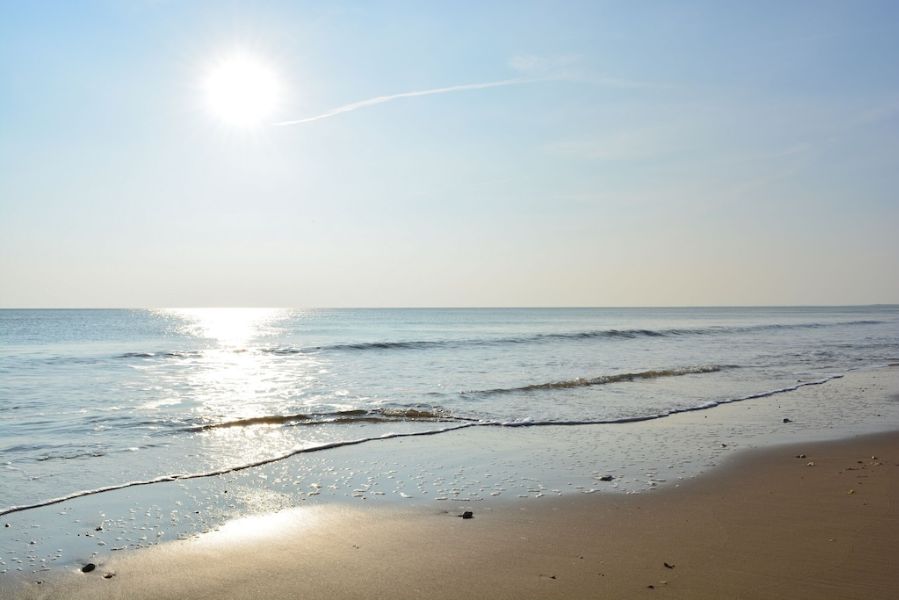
[2,1,898,307]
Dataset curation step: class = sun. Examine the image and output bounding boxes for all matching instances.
[203,52,281,128]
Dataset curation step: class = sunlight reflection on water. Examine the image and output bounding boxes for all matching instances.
[153,308,323,469]
[159,307,289,347]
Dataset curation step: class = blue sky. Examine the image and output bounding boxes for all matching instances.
[1,1,898,307]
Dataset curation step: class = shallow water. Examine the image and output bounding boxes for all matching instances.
[2,307,898,513]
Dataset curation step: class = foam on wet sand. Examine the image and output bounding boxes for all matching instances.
[5,403,899,598]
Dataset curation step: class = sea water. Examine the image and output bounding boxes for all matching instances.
[1,307,898,569]
[2,306,899,510]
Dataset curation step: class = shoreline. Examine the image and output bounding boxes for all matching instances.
[5,427,899,599]
[4,366,897,514]
[1,365,896,598]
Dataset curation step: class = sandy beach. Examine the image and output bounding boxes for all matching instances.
[4,0,899,596]
[6,425,897,600]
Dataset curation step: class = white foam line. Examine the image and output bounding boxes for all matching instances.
[0,423,475,517]
[0,374,844,517]
[489,375,844,428]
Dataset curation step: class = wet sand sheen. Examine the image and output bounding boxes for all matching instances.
[9,430,899,600]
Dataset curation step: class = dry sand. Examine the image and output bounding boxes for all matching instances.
[9,429,899,600]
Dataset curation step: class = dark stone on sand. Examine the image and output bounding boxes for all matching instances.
[81,563,96,573]
[103,573,115,579]
[647,584,655,589]
[664,562,675,569]
[95,526,103,531]
[461,511,474,519]
[599,475,614,482]
[782,418,792,423]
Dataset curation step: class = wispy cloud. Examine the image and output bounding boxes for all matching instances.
[510,53,670,90]
[274,78,539,127]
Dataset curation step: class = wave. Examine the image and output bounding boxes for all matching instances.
[117,351,201,359]
[186,407,475,431]
[493,375,843,427]
[468,365,730,396]
[102,319,887,361]
[258,330,674,355]
[0,374,845,517]
[189,366,729,432]
[257,319,886,355]
[262,340,447,354]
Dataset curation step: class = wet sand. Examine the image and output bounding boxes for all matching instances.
[8,428,899,600]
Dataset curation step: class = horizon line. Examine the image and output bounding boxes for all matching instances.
[2,304,897,310]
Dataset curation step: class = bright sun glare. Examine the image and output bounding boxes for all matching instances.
[203,52,281,128]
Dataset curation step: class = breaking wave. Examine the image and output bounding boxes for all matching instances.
[186,407,475,431]
[117,350,201,359]
[468,365,731,396]
[0,374,845,518]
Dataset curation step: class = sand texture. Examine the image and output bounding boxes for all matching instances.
[7,428,899,600]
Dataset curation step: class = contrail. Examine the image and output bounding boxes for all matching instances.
[274,78,538,126]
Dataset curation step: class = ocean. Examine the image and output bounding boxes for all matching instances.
[1,307,898,568]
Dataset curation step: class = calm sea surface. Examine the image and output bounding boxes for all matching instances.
[2,307,898,512]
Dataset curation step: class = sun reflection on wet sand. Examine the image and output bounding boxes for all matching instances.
[195,504,322,547]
